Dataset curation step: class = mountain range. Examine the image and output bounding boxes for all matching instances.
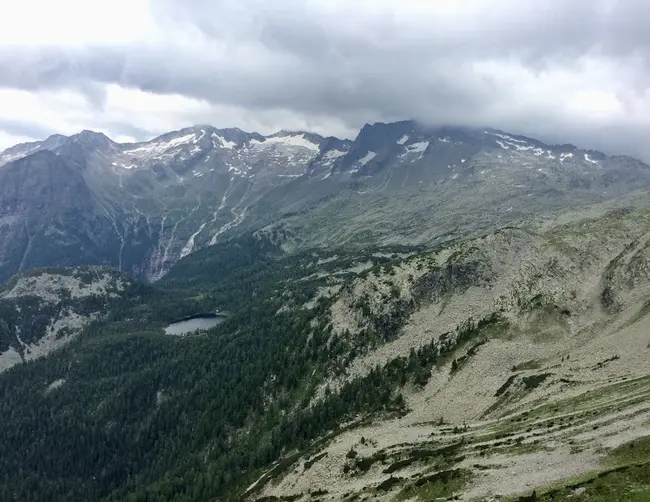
[2,119,650,500]
[2,120,650,283]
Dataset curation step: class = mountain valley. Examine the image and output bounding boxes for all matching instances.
[0,122,650,501]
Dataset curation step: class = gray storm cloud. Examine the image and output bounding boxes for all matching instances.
[0,0,649,159]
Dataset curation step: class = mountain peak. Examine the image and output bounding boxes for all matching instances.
[0,134,69,166]
[61,131,116,155]
[45,133,68,142]
[71,130,113,142]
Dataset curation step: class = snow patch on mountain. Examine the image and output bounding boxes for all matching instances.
[560,152,574,162]
[323,150,345,160]
[400,141,429,160]
[493,134,535,152]
[493,132,527,144]
[323,149,346,162]
[407,141,429,154]
[112,161,137,169]
[212,132,237,150]
[397,135,409,145]
[251,134,320,152]
[585,153,599,164]
[358,151,376,166]
[123,133,197,156]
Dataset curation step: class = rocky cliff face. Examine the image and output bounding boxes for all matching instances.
[0,266,131,372]
[0,150,122,282]
[2,121,650,283]
[0,127,353,281]
[255,122,650,251]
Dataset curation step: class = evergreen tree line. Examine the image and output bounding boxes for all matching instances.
[0,237,452,501]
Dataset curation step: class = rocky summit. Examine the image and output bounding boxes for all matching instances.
[1,121,650,502]
[1,121,649,283]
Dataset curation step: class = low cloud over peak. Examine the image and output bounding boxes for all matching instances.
[1,0,649,160]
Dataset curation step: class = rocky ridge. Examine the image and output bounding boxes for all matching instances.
[2,121,650,283]
[249,201,650,501]
[0,266,131,372]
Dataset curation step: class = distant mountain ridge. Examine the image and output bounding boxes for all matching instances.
[1,120,650,283]
[3,124,650,500]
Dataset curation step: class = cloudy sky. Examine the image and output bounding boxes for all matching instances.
[1,0,649,159]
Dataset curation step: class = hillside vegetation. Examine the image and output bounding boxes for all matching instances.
[0,266,132,372]
[0,200,650,501]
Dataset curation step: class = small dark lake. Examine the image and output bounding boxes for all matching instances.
[164,314,226,336]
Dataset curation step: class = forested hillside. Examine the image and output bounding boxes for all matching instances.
[0,236,425,501]
[2,202,650,501]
